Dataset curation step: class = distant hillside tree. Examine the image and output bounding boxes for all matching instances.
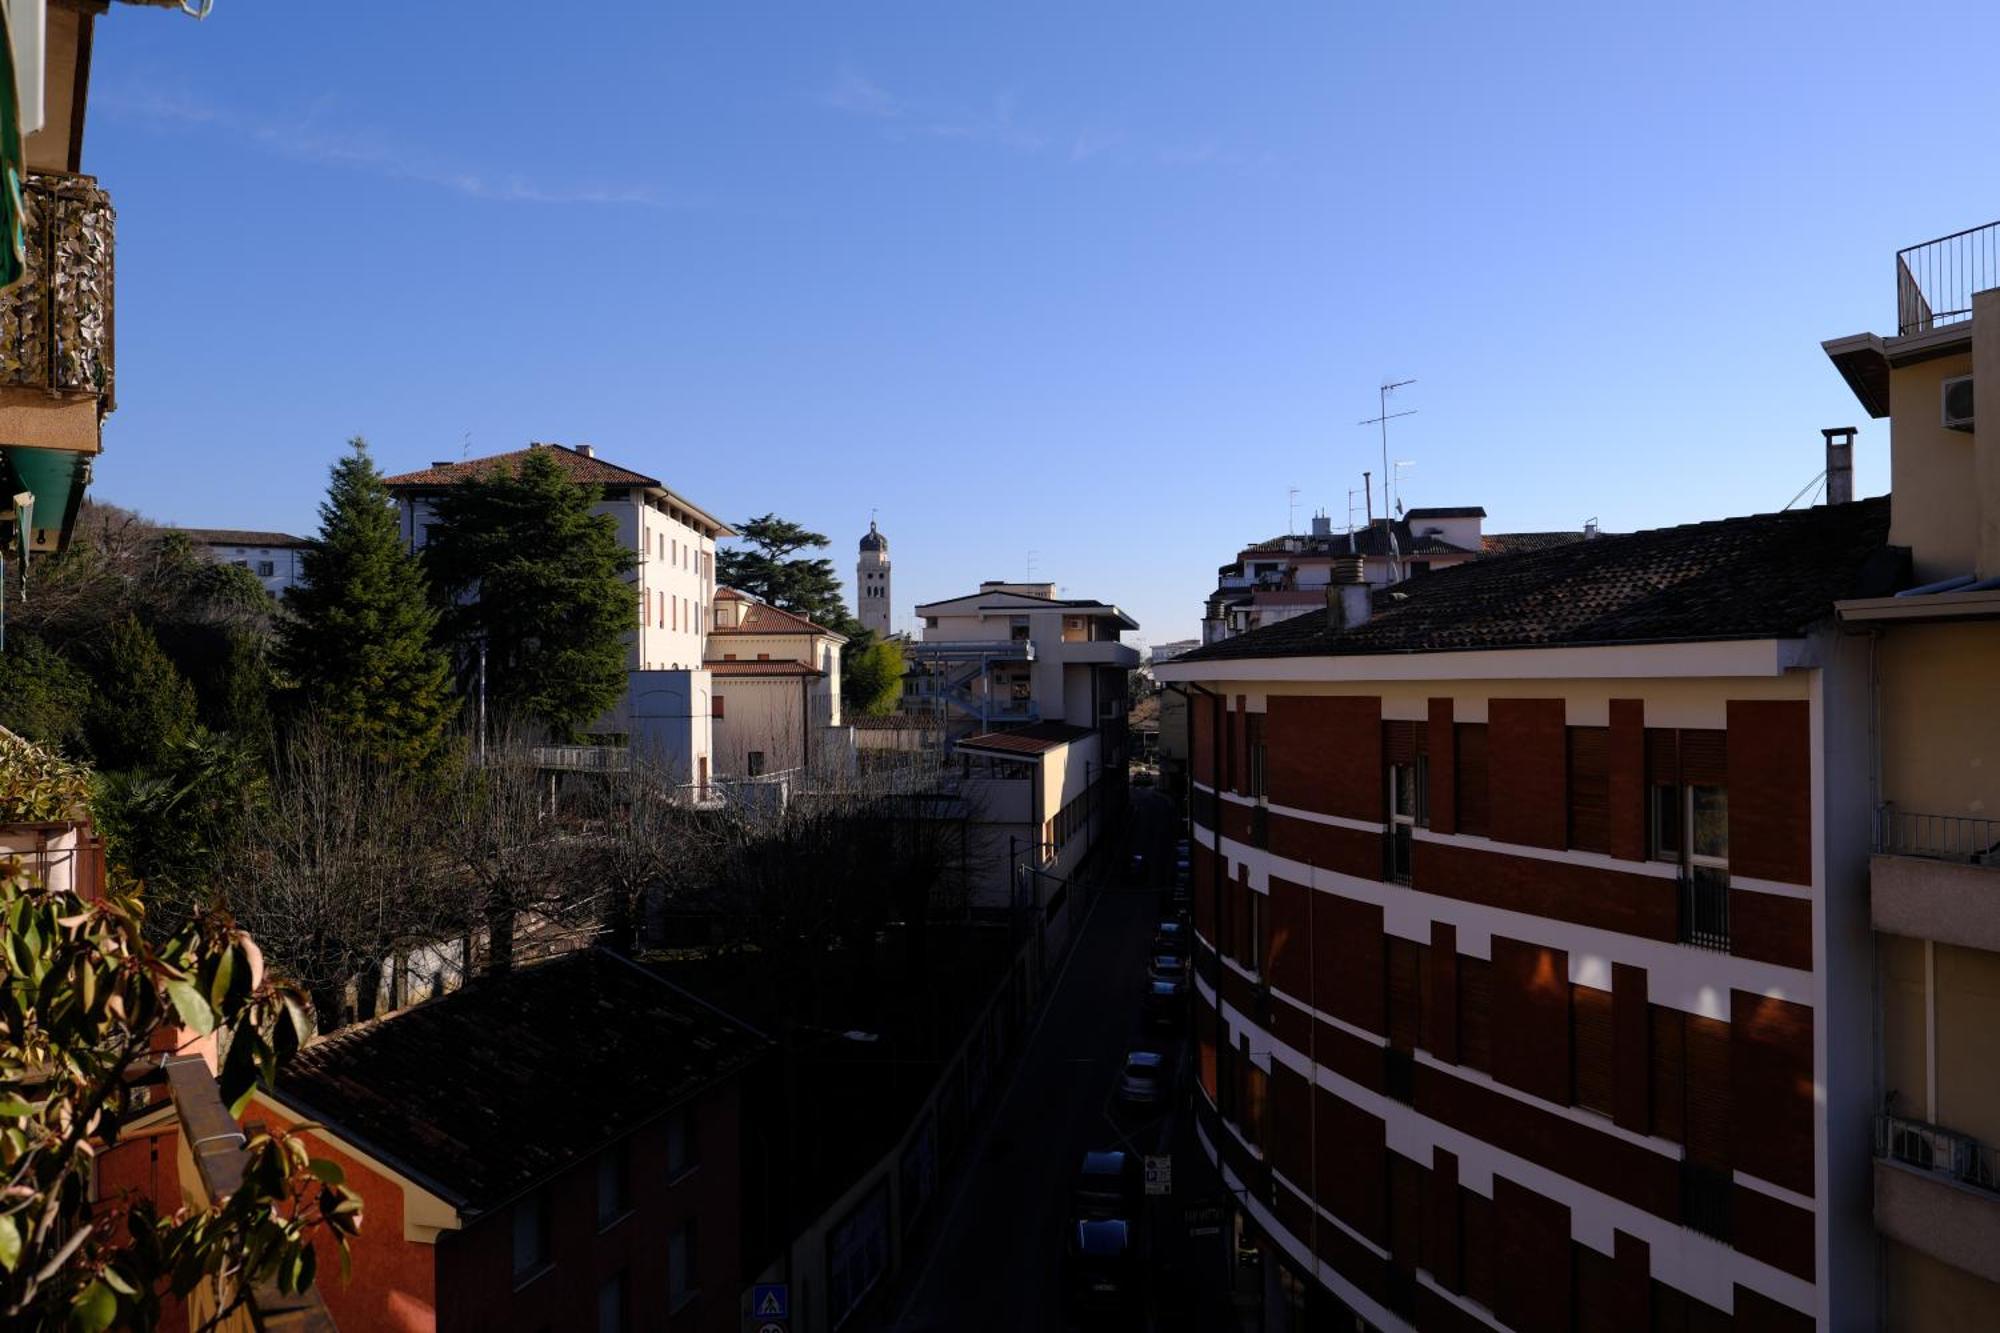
[843,635,904,717]
[421,447,636,741]
[0,636,94,755]
[88,616,197,770]
[278,439,457,770]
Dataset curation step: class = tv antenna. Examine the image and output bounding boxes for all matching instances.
[1346,486,1364,535]
[1287,486,1300,535]
[1360,380,1417,579]
[1393,459,1417,516]
[1026,549,1039,581]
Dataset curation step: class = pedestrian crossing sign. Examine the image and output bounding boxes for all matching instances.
[751,1283,789,1319]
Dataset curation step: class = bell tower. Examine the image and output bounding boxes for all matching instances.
[857,520,891,638]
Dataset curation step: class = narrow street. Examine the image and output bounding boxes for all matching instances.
[895,789,1216,1332]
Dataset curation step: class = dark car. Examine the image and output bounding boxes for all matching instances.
[1147,951,1188,984]
[1153,920,1187,952]
[1067,1218,1136,1313]
[1117,1050,1168,1109]
[1072,1149,1141,1219]
[1143,977,1186,1027]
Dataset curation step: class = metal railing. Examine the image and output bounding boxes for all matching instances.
[1677,867,1731,952]
[528,744,631,772]
[1877,1112,2000,1194]
[1875,805,2000,865]
[1897,221,2000,336]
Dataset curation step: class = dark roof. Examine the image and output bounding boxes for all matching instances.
[1482,531,1595,556]
[175,528,309,548]
[957,721,1096,755]
[1179,497,1898,663]
[1404,506,1487,520]
[859,521,888,553]
[382,444,659,490]
[273,950,764,1212]
[849,713,943,730]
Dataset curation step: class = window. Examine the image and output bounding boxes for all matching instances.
[256,560,276,578]
[598,1271,627,1333]
[1454,723,1489,836]
[1246,712,1267,798]
[1388,755,1427,884]
[666,1106,697,1180]
[597,1143,629,1227]
[1651,732,1730,949]
[747,751,766,777]
[511,1191,550,1281]
[713,694,726,719]
[668,1222,698,1310]
[1009,616,1030,641]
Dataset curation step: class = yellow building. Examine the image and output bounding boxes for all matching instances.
[1826,223,2000,1328]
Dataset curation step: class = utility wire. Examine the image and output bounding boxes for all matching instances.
[1782,469,1828,511]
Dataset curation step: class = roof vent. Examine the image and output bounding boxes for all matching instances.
[1584,517,1600,539]
[576,444,596,459]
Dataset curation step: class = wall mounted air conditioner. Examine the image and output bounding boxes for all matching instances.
[1943,374,1975,432]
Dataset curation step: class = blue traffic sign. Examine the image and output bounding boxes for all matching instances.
[751,1283,789,1319]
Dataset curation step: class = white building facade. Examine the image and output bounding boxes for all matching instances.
[178,528,309,600]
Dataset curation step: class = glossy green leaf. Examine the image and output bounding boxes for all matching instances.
[163,978,215,1034]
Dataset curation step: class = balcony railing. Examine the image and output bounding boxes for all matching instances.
[1877,1112,2000,1194]
[1875,805,2000,865]
[1897,220,2000,337]
[0,172,115,404]
[1677,867,1731,952]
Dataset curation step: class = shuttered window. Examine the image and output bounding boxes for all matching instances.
[1461,1189,1495,1310]
[1383,719,1422,765]
[1567,727,1610,855]
[1684,1015,1733,1169]
[1680,729,1726,786]
[1388,938,1423,1051]
[1649,1006,1685,1144]
[1455,723,1489,836]
[1458,956,1491,1072]
[1571,985,1614,1115]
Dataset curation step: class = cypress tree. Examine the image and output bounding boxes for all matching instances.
[278,438,457,771]
[421,446,636,741]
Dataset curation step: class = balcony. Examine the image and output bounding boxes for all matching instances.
[1897,220,1999,337]
[1871,806,2000,953]
[1875,1112,2000,1286]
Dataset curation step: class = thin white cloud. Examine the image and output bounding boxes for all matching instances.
[1069,127,1125,163]
[824,64,900,119]
[914,90,1045,155]
[98,88,689,210]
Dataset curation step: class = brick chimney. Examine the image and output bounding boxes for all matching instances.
[1823,427,1856,505]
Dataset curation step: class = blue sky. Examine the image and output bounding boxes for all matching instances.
[86,3,2000,643]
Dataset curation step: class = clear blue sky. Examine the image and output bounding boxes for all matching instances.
[86,3,2000,643]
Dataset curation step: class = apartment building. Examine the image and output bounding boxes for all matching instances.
[0,1,122,564]
[176,526,309,599]
[113,950,765,1333]
[1157,489,1901,1332]
[384,443,731,673]
[706,586,845,779]
[1203,510,1589,645]
[1825,224,2000,1328]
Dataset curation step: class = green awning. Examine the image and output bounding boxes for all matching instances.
[0,445,88,561]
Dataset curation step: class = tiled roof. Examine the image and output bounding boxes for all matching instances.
[1482,531,1596,556]
[1405,506,1487,520]
[382,444,660,490]
[174,528,309,548]
[1177,497,1899,663]
[706,659,823,677]
[957,721,1097,755]
[272,950,764,1210]
[1239,520,1582,564]
[710,590,844,638]
[848,713,942,730]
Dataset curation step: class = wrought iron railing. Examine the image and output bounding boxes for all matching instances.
[1875,805,2000,865]
[1877,1112,2000,1194]
[1677,867,1731,952]
[0,173,115,404]
[1897,221,2000,337]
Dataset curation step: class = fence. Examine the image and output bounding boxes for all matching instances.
[1898,221,2000,336]
[1875,805,2000,864]
[1878,1112,2000,1193]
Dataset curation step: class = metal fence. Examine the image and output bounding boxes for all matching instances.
[1877,1112,2000,1193]
[1874,806,2000,864]
[1897,221,2000,336]
[1677,867,1730,952]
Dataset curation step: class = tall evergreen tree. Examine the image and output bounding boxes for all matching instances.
[88,616,197,770]
[421,446,636,741]
[717,514,861,637]
[278,439,457,771]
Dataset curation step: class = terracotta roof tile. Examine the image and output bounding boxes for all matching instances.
[709,590,844,638]
[1180,497,1900,663]
[174,528,310,547]
[382,444,660,490]
[956,721,1097,755]
[705,659,823,677]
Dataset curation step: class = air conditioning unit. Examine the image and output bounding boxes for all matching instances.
[1943,374,1975,432]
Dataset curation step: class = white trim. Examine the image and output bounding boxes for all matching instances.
[1733,1168,1817,1214]
[1222,998,1815,1316]
[1411,826,1682,880]
[1206,785,1383,836]
[1727,872,1816,902]
[1272,1169,1393,1262]
[1271,984,1388,1049]
[1414,1271,1509,1333]
[1209,833,1816,1018]
[249,1090,462,1243]
[1156,638,1804,685]
[1410,1049,1685,1163]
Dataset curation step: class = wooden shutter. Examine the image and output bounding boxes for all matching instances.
[1388,938,1422,1051]
[1575,1242,1621,1333]
[1461,1189,1496,1310]
[1646,727,1679,785]
[1459,956,1492,1072]
[1389,1152,1424,1274]
[1572,985,1614,1115]
[1455,723,1490,836]
[1567,726,1611,854]
[1384,719,1420,766]
[1684,1014,1733,1168]
[1649,1006,1685,1144]
[1680,729,1727,786]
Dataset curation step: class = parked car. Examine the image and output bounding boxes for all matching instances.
[1067,1218,1136,1314]
[1153,920,1187,953]
[1147,951,1188,984]
[1143,977,1186,1027]
[1072,1149,1141,1219]
[1117,1050,1168,1109]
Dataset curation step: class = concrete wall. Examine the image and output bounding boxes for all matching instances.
[1877,621,2000,821]
[1883,1232,2000,1330]
[623,669,714,787]
[1887,349,1978,583]
[1976,289,2000,581]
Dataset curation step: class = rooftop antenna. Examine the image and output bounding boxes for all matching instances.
[1026,549,1039,582]
[1287,486,1300,535]
[1360,380,1416,579]
[1393,459,1417,517]
[1346,486,1364,538]
[461,431,472,460]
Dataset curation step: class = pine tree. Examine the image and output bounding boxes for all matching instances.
[421,446,636,741]
[88,615,197,770]
[718,513,861,637]
[278,439,457,771]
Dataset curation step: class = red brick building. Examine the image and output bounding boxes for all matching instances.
[1158,497,1902,1332]
[206,949,759,1333]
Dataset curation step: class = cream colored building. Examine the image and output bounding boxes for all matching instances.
[706,587,845,779]
[1826,233,2000,1329]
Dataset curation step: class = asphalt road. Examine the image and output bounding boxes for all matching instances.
[894,789,1192,1333]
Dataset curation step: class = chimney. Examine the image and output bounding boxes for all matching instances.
[1584,517,1599,539]
[1310,511,1332,538]
[1823,427,1856,505]
[1323,556,1371,629]
[576,444,596,459]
